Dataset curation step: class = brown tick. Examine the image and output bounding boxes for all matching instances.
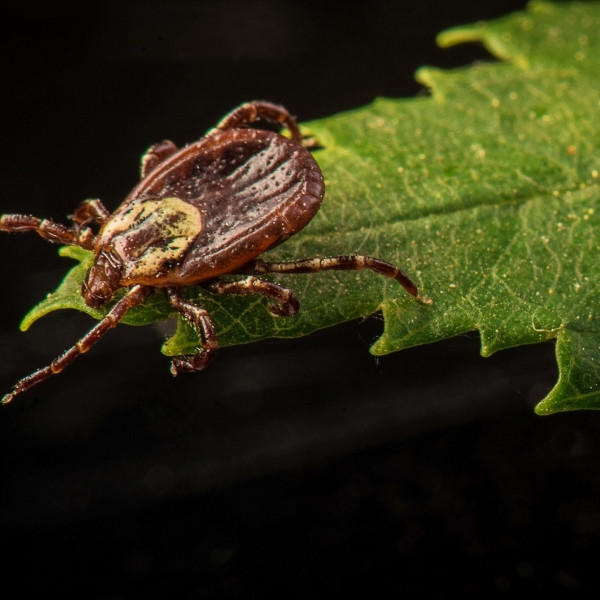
[0,101,430,404]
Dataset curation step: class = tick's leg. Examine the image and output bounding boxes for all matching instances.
[71,199,110,228]
[165,287,219,375]
[0,213,95,250]
[212,101,302,143]
[2,285,151,405]
[240,256,433,305]
[204,276,300,317]
[140,140,179,178]
[69,198,111,246]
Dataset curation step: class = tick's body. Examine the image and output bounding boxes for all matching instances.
[95,127,323,291]
[1,101,428,404]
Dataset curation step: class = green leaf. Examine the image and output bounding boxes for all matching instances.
[20,1,600,414]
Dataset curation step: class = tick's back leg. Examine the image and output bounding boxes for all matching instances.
[211,101,302,143]
[240,256,433,304]
[140,140,179,178]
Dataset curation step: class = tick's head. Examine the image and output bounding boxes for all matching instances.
[82,250,123,308]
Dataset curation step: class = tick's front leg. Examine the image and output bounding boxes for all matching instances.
[2,285,150,404]
[212,101,303,143]
[71,199,111,228]
[69,198,111,246]
[0,213,95,250]
[165,288,219,374]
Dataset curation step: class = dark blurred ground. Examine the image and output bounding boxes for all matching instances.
[1,1,599,597]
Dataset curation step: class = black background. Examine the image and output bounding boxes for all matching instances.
[1,1,599,597]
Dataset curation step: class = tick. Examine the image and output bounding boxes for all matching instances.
[1,101,430,404]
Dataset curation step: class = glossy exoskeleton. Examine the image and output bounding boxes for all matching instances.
[0,101,429,404]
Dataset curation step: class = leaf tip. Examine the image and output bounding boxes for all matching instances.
[19,296,55,332]
[414,67,443,97]
[436,25,484,49]
[533,401,555,416]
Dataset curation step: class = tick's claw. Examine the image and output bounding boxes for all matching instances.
[268,298,299,317]
[170,350,214,375]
